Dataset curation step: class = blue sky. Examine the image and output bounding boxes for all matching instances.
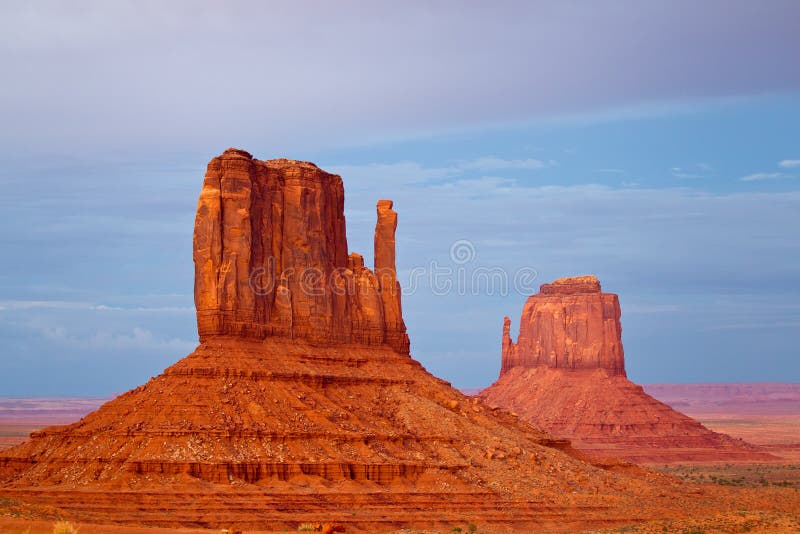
[1,2,799,394]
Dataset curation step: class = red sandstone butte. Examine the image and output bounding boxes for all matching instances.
[1,153,794,531]
[482,275,777,464]
[194,149,408,353]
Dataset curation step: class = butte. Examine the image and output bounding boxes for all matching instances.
[0,151,791,532]
[479,275,776,464]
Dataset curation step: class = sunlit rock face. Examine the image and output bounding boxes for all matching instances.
[193,148,408,354]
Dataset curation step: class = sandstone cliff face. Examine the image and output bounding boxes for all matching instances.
[194,148,408,353]
[502,275,625,376]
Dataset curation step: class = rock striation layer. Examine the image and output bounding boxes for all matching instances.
[483,276,776,464]
[501,275,625,376]
[194,148,408,353]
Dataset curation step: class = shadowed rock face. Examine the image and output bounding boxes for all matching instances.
[194,148,408,354]
[502,275,625,376]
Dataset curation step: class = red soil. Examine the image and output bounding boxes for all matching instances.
[481,367,776,464]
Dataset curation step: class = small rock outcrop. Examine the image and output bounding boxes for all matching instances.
[194,148,408,353]
[483,275,775,464]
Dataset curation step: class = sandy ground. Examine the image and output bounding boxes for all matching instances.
[0,518,234,533]
[687,412,800,462]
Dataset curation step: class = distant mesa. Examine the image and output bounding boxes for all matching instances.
[482,275,777,464]
[501,275,625,376]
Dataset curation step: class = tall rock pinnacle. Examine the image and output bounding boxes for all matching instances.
[501,275,625,376]
[374,200,407,353]
[193,148,409,353]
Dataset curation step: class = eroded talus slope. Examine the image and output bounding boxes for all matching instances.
[1,337,686,531]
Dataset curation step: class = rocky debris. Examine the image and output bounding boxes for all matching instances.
[484,275,776,463]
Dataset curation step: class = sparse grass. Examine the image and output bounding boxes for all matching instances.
[0,497,20,508]
[656,463,800,489]
[52,521,78,534]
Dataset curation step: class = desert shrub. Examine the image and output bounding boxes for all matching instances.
[468,524,477,533]
[297,524,316,532]
[52,522,78,534]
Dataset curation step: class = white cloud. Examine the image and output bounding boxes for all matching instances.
[330,157,546,194]
[1,2,797,155]
[740,172,783,182]
[703,321,800,331]
[328,162,456,189]
[0,300,192,313]
[96,305,194,313]
[625,304,682,314]
[0,300,95,310]
[457,157,546,171]
[671,165,710,179]
[447,176,517,191]
[41,324,196,352]
[779,159,800,168]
